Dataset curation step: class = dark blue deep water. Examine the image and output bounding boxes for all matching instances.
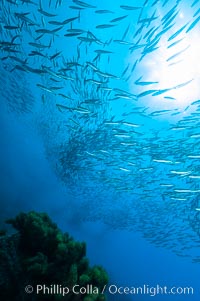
[1,0,200,300]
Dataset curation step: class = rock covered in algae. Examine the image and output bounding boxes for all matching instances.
[0,211,108,301]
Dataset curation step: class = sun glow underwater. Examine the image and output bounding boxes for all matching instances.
[129,6,200,118]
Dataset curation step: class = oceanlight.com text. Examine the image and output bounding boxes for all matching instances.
[107,284,194,296]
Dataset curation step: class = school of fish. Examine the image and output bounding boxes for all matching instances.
[1,0,200,262]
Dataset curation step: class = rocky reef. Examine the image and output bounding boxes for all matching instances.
[0,211,108,301]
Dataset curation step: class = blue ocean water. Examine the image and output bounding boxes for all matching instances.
[1,0,200,300]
